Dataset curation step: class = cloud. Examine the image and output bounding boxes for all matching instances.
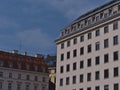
[17,29,54,50]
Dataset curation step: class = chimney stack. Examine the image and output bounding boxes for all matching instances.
[12,50,18,54]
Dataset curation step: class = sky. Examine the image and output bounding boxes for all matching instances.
[0,0,110,56]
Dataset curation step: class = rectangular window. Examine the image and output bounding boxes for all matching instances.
[60,66,64,73]
[17,84,21,90]
[80,74,84,83]
[80,88,83,90]
[61,43,64,49]
[80,47,84,55]
[104,39,109,48]
[66,77,69,85]
[66,64,70,72]
[73,76,76,84]
[8,83,12,90]
[67,52,70,59]
[34,86,38,90]
[80,61,84,69]
[0,82,2,89]
[87,58,91,67]
[104,85,109,90]
[26,85,29,90]
[87,73,91,81]
[26,75,30,80]
[96,29,100,37]
[67,40,70,47]
[34,76,38,81]
[104,54,109,63]
[113,22,118,30]
[73,38,77,45]
[95,71,100,80]
[73,62,77,70]
[87,87,91,90]
[88,32,92,39]
[114,67,119,77]
[80,35,84,42]
[60,78,63,86]
[95,42,100,51]
[113,35,118,45]
[9,73,12,78]
[73,49,77,57]
[95,86,100,90]
[114,51,119,61]
[18,74,21,79]
[0,72,3,77]
[95,56,100,65]
[104,26,109,33]
[88,44,92,53]
[61,54,64,61]
[104,69,109,79]
[114,83,119,90]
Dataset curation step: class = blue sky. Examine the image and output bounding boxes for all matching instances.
[0,0,110,55]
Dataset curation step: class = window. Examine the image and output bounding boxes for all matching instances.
[104,39,109,48]
[66,64,70,72]
[73,76,76,84]
[104,69,109,79]
[66,77,69,85]
[80,74,84,83]
[34,86,38,90]
[67,40,70,47]
[113,35,118,45]
[88,32,92,39]
[87,58,91,67]
[96,29,100,37]
[17,84,21,90]
[73,38,77,45]
[87,73,91,81]
[95,56,100,65]
[61,43,64,49]
[104,85,109,90]
[95,42,100,51]
[96,16,99,21]
[9,62,13,68]
[80,61,84,69]
[73,62,77,70]
[113,22,118,30]
[95,86,100,90]
[67,51,70,59]
[61,54,64,61]
[9,73,12,78]
[26,75,30,80]
[26,85,29,90]
[42,87,45,90]
[80,88,83,90]
[87,87,91,90]
[18,63,22,69]
[60,66,64,73]
[80,35,84,42]
[26,65,30,70]
[42,77,46,82]
[60,78,63,86]
[35,76,38,81]
[0,72,3,77]
[80,47,84,55]
[0,61,3,67]
[18,74,21,79]
[0,82,2,89]
[114,51,119,61]
[95,71,100,80]
[34,66,38,71]
[114,83,119,90]
[104,26,109,33]
[88,44,92,53]
[104,54,109,63]
[8,82,12,90]
[73,49,77,57]
[114,67,119,77]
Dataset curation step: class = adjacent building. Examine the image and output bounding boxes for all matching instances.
[55,0,120,90]
[0,50,49,90]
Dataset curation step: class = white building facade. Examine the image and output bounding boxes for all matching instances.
[55,0,120,90]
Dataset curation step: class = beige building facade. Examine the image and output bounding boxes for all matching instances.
[55,0,120,90]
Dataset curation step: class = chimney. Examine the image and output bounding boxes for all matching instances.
[12,50,18,54]
[23,52,27,56]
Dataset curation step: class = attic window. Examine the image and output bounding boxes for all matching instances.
[0,61,3,67]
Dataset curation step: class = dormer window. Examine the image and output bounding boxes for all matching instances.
[100,12,103,19]
[0,61,3,67]
[96,16,99,21]
[88,19,91,25]
[34,66,38,71]
[104,13,109,18]
[26,65,30,70]
[9,62,13,68]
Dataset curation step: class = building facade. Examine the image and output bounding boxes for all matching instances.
[55,0,120,90]
[0,50,49,90]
